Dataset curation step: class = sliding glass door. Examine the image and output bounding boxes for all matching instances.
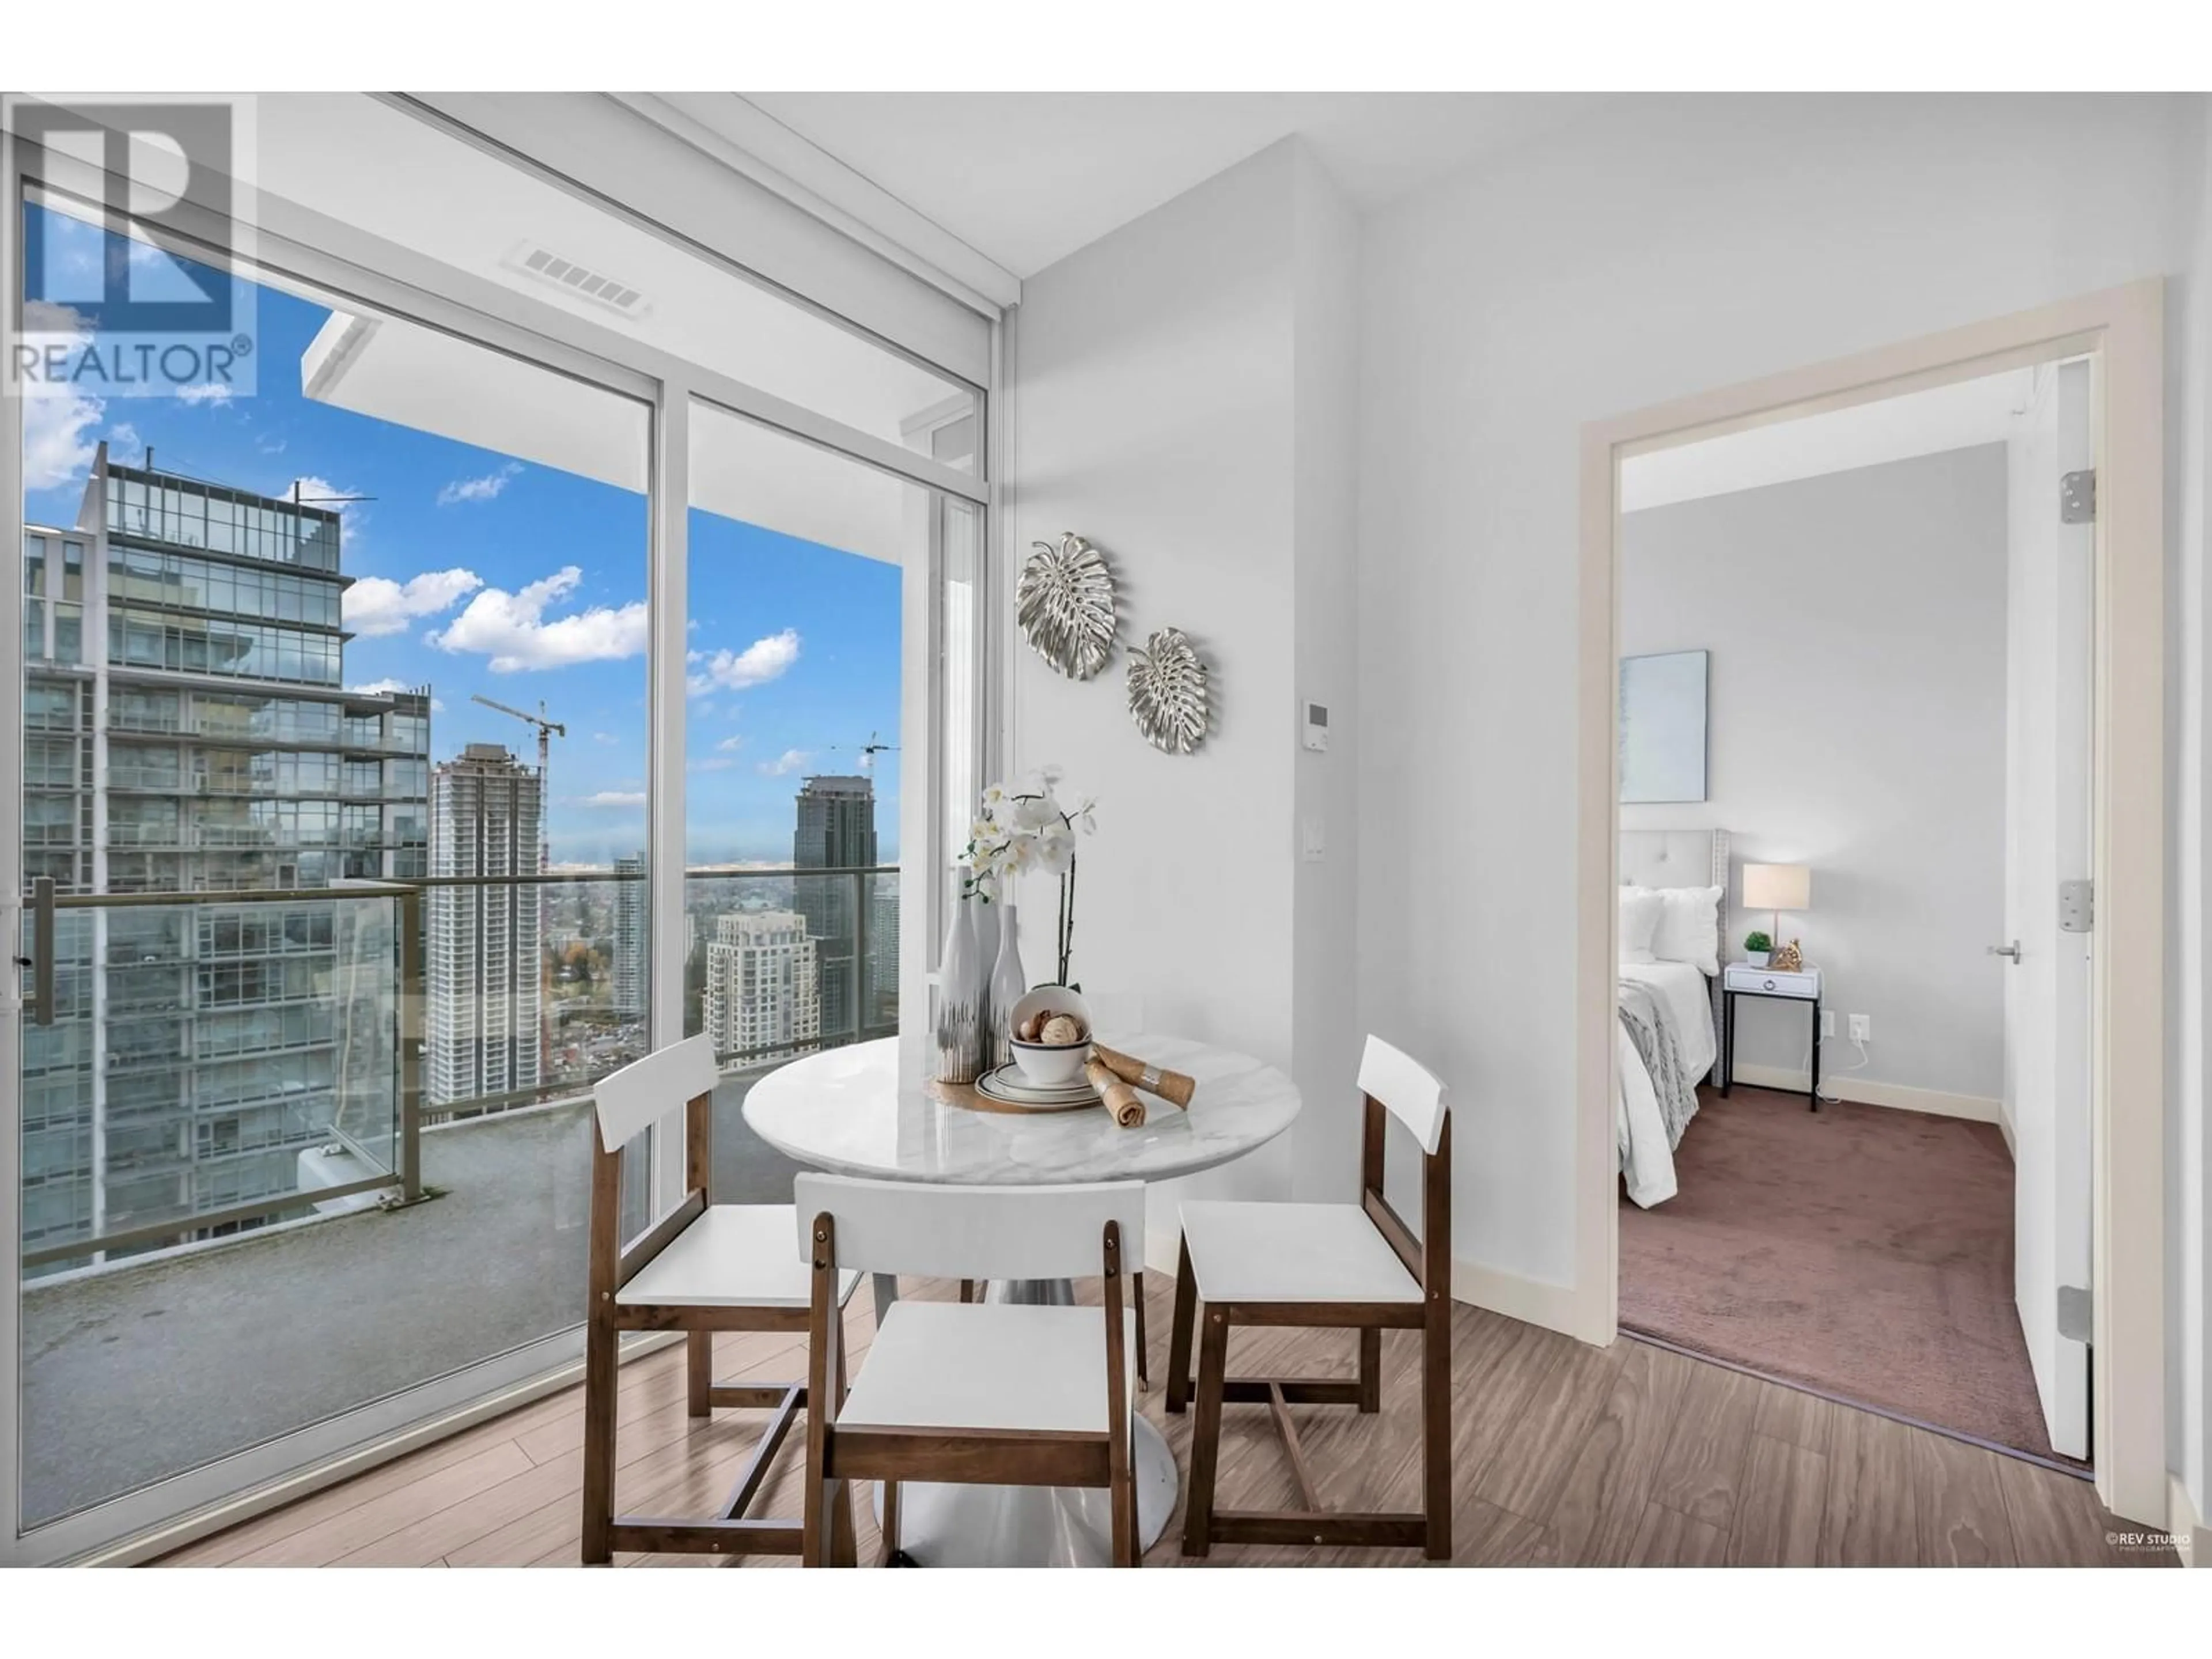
[3,92,991,1563]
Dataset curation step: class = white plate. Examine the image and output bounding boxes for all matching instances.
[975,1064,1099,1108]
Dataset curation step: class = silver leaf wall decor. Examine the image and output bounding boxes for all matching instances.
[1126,627,1211,755]
[1016,532,1118,680]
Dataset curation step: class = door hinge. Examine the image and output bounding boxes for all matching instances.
[2058,1284,2092,1344]
[2061,468,2096,524]
[2059,878,2093,934]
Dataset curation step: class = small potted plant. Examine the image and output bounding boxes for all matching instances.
[1744,929,1772,968]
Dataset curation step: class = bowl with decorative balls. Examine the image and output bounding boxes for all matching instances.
[1005,986,1094,1088]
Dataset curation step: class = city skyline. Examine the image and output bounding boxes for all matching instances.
[23,200,903,870]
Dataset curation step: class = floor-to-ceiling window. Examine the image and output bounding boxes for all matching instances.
[4,92,991,1564]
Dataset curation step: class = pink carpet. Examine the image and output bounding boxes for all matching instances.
[1619,1086,2073,1465]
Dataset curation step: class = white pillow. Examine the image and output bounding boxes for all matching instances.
[1634,884,1722,976]
[1618,888,1664,965]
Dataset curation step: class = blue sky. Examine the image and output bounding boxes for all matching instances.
[22,203,901,867]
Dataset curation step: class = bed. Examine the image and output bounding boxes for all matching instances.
[1617,829,1728,1208]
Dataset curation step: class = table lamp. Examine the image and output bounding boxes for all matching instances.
[1742,863,1812,963]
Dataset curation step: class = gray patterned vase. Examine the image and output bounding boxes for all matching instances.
[934,891,984,1084]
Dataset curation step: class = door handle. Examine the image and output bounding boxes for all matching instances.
[26,877,55,1025]
[1988,940,2022,963]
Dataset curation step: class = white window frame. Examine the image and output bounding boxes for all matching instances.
[0,97,997,1566]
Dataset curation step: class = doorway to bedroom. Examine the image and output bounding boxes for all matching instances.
[1607,358,2099,1474]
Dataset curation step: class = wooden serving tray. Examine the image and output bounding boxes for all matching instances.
[929,1076,1101,1116]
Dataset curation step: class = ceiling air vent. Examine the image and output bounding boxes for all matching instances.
[502,243,649,319]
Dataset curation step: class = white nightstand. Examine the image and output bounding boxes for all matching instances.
[1720,963,1823,1111]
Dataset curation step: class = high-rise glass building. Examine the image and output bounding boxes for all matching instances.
[700,910,820,1063]
[868,876,899,1031]
[426,744,544,1110]
[20,445,430,1268]
[611,851,646,1021]
[791,774,876,1044]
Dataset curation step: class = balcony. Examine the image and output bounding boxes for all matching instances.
[15,865,897,1532]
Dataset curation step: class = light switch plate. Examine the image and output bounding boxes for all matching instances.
[1302,701,1329,752]
[1301,819,1325,861]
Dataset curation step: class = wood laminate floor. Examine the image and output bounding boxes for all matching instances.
[158,1276,2170,1568]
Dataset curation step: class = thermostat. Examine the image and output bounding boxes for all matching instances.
[1302,701,1329,752]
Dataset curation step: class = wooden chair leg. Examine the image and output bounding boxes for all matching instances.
[1134,1271,1149,1389]
[881,1480,902,1564]
[1358,1327,1382,1414]
[1112,1443,1137,1567]
[804,1478,832,1567]
[1165,1237,1197,1414]
[579,1312,618,1566]
[959,1279,976,1303]
[1422,1304,1452,1560]
[686,1329,713,1418]
[1181,1305,1230,1557]
[831,1479,858,1567]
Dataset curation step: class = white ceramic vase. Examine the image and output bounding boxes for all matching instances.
[935,893,984,1084]
[986,900,1027,1070]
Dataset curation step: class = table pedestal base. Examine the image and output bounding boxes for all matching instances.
[866,1276,1178,1566]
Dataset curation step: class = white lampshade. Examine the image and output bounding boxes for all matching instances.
[1742,863,1811,912]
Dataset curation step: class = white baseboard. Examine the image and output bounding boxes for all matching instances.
[2173,1474,2209,1568]
[1729,1063,2001,1125]
[1450,1257,1603,1344]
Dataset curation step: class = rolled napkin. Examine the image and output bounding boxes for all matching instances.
[1090,1043,1197,1109]
[1086,1056,1147,1128]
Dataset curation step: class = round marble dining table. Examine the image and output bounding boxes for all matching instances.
[744,1031,1301,1567]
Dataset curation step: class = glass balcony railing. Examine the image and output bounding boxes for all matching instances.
[18,863,898,1271]
[16,862,898,1531]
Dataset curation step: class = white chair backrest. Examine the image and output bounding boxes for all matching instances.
[593,1034,718,1152]
[794,1175,1145,1282]
[1358,1035,1448,1156]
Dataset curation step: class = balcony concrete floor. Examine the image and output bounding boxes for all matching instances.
[21,1073,799,1529]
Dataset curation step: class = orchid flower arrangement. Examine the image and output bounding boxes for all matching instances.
[963,765,1097,987]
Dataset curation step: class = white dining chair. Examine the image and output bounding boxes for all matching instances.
[796,1173,1147,1567]
[580,1034,860,1565]
[1165,1033,1453,1559]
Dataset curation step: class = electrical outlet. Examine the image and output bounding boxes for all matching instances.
[1820,1011,1835,1039]
[1849,1014,1872,1043]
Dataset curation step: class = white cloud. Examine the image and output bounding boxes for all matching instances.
[173,382,233,406]
[580,790,647,808]
[715,735,745,753]
[689,756,737,773]
[23,389,103,491]
[757,748,809,777]
[428,566,648,672]
[686,629,801,696]
[437,461,524,507]
[20,304,103,492]
[592,732,619,745]
[345,568,483,637]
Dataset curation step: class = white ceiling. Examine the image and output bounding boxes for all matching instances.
[1620,368,2040,513]
[738,92,1617,278]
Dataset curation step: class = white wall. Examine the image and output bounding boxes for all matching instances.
[1355,92,2198,1315]
[2169,92,2212,1541]
[1619,445,2011,1105]
[1291,154,1366,1202]
[1006,139,1363,1257]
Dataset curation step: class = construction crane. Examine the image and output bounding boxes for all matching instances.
[471,694,565,1084]
[827,730,900,773]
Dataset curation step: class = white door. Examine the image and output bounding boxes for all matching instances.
[2001,357,2095,1461]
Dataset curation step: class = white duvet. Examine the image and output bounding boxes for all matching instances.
[1616,960,1717,1209]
